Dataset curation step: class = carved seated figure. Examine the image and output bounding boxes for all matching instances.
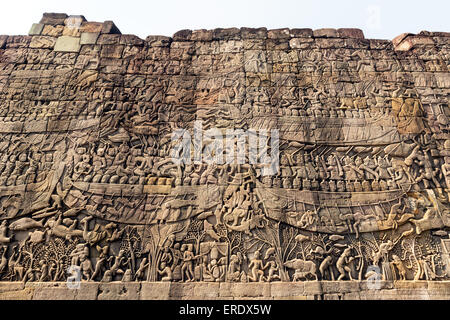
[227,254,244,282]
[353,181,363,192]
[371,180,381,191]
[88,146,106,183]
[158,262,173,282]
[329,180,337,192]
[73,154,92,182]
[337,180,346,192]
[346,180,354,192]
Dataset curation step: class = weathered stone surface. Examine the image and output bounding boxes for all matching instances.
[337,28,365,39]
[120,34,145,46]
[5,35,31,48]
[313,28,338,38]
[191,29,213,41]
[0,13,448,302]
[173,29,192,41]
[289,37,314,49]
[97,283,141,300]
[41,25,64,37]
[54,35,81,52]
[141,282,171,299]
[80,32,99,45]
[65,15,87,28]
[241,27,268,39]
[394,35,435,51]
[220,282,271,297]
[0,281,446,299]
[30,283,78,300]
[100,45,124,58]
[145,35,172,47]
[290,28,313,37]
[392,32,414,47]
[213,27,241,40]
[80,22,104,33]
[29,36,56,49]
[101,21,121,34]
[28,23,44,36]
[268,28,291,39]
[0,287,34,300]
[39,12,68,26]
[97,34,121,45]
[271,282,305,297]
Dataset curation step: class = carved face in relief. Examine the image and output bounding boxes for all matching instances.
[97,148,105,156]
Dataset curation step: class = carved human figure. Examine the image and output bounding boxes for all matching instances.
[91,245,109,281]
[298,210,317,228]
[319,255,335,281]
[73,154,92,182]
[135,257,149,281]
[391,254,407,280]
[89,146,107,182]
[227,253,244,282]
[336,247,355,280]
[80,254,94,281]
[247,250,266,282]
[106,249,129,280]
[157,262,173,282]
[264,260,280,282]
[181,244,197,282]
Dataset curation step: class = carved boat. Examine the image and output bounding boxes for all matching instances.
[250,115,416,145]
[0,167,62,219]
[65,182,221,225]
[255,180,412,233]
[255,182,408,208]
[0,118,100,134]
[71,181,172,196]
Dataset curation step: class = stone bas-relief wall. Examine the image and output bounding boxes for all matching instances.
[0,12,448,299]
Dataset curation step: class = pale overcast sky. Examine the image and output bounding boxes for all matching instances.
[0,0,448,40]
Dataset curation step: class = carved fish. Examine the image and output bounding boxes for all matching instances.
[433,230,448,237]
[353,146,372,153]
[329,235,345,241]
[264,247,275,260]
[294,234,310,242]
[29,230,46,243]
[9,218,43,231]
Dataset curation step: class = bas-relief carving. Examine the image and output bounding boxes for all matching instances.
[0,14,448,286]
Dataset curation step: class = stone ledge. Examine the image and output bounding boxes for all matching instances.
[0,281,448,300]
[19,12,445,52]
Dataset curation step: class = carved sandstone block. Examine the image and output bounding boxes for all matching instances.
[29,36,56,49]
[54,36,81,52]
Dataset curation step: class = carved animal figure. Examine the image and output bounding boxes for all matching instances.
[45,216,83,241]
[9,217,43,231]
[28,229,46,243]
[319,255,335,280]
[284,258,318,281]
[225,215,266,235]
